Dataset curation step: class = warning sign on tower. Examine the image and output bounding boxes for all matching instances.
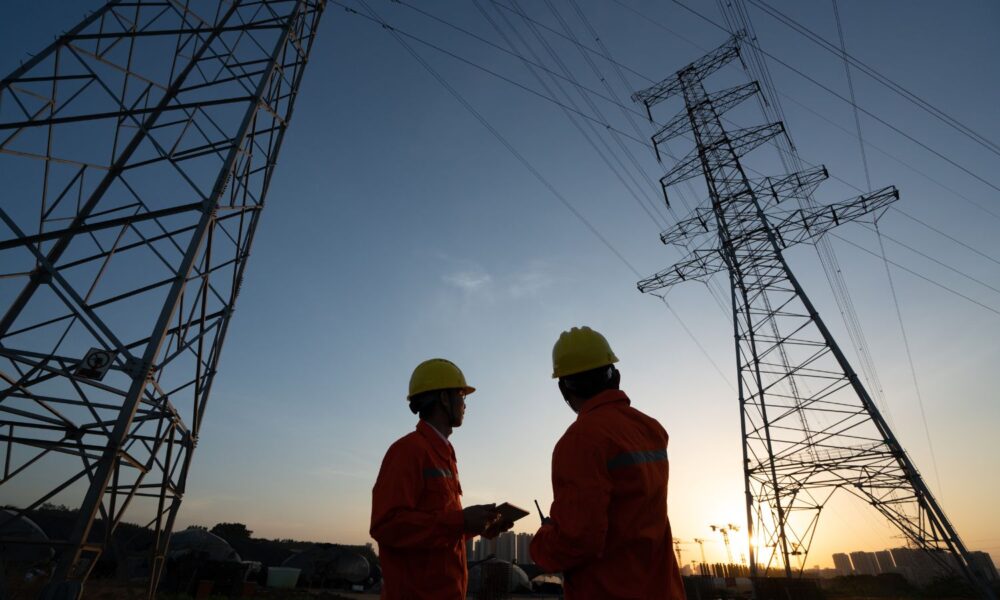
[75,348,114,381]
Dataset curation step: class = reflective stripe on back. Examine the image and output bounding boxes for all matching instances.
[606,448,668,470]
[423,467,453,478]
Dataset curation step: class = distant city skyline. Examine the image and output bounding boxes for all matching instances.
[469,532,535,565]
[832,547,998,585]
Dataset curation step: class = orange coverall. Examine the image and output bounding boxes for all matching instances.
[530,390,685,599]
[370,420,468,599]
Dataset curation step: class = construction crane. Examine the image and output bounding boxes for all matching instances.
[692,538,708,575]
[790,542,805,571]
[672,538,684,566]
[710,524,739,565]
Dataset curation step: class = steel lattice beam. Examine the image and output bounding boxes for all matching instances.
[635,37,996,599]
[0,1,326,598]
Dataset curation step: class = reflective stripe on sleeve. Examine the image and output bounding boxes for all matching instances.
[606,448,669,470]
[423,467,454,478]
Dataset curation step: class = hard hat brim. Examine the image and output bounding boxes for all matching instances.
[407,385,476,400]
[552,356,618,379]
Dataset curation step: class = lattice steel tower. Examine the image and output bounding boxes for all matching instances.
[633,39,995,598]
[0,1,325,597]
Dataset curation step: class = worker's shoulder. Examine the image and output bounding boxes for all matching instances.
[625,403,668,433]
[383,430,430,461]
[573,400,668,440]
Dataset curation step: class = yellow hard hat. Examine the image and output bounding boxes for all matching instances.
[408,358,476,400]
[552,326,619,379]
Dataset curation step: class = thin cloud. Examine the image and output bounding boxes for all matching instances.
[442,270,492,293]
[508,263,552,299]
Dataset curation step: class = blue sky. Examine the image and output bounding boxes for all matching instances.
[2,0,999,568]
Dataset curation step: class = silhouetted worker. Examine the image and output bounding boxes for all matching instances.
[531,327,685,599]
[370,358,504,599]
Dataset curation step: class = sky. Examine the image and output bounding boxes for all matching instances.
[2,0,999,570]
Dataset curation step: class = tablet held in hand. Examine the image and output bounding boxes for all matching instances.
[496,502,530,523]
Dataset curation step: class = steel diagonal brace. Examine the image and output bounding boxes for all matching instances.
[771,186,899,247]
[632,37,740,117]
[652,82,760,161]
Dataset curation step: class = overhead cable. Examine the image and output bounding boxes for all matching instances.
[352,0,735,384]
[666,0,1000,195]
[830,233,1000,318]
[748,0,1000,158]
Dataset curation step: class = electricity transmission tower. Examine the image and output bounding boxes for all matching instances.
[633,38,995,598]
[0,1,325,597]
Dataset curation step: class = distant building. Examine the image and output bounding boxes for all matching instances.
[850,551,878,576]
[968,551,999,583]
[515,533,534,565]
[496,532,516,562]
[832,553,853,576]
[466,538,474,563]
[874,550,895,574]
[890,546,950,584]
[474,537,496,562]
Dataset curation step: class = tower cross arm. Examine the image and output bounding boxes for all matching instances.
[652,82,761,161]
[632,37,740,117]
[753,165,829,207]
[660,206,716,246]
[771,186,899,246]
[660,122,784,189]
[637,247,726,293]
[659,148,704,189]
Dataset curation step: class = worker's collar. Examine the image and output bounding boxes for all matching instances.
[417,419,454,455]
[577,389,629,418]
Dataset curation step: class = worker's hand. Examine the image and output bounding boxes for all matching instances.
[482,519,514,540]
[540,517,553,527]
[463,504,500,536]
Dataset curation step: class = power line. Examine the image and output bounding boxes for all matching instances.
[347,1,999,334]
[540,0,669,214]
[874,222,945,498]
[746,0,1000,159]
[831,0,871,192]
[666,0,1000,196]
[492,0,732,318]
[384,0,652,124]
[830,232,1000,318]
[597,0,1000,229]
[470,0,667,230]
[611,0,1000,225]
[770,83,1000,222]
[398,0,733,317]
[655,293,736,391]
[386,0,682,231]
[352,0,736,384]
[890,208,1000,268]
[831,0,939,497]
[858,224,1000,297]
[487,0,669,228]
[331,1,651,146]
[492,0,661,86]
[563,0,733,312]
[554,0,734,316]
